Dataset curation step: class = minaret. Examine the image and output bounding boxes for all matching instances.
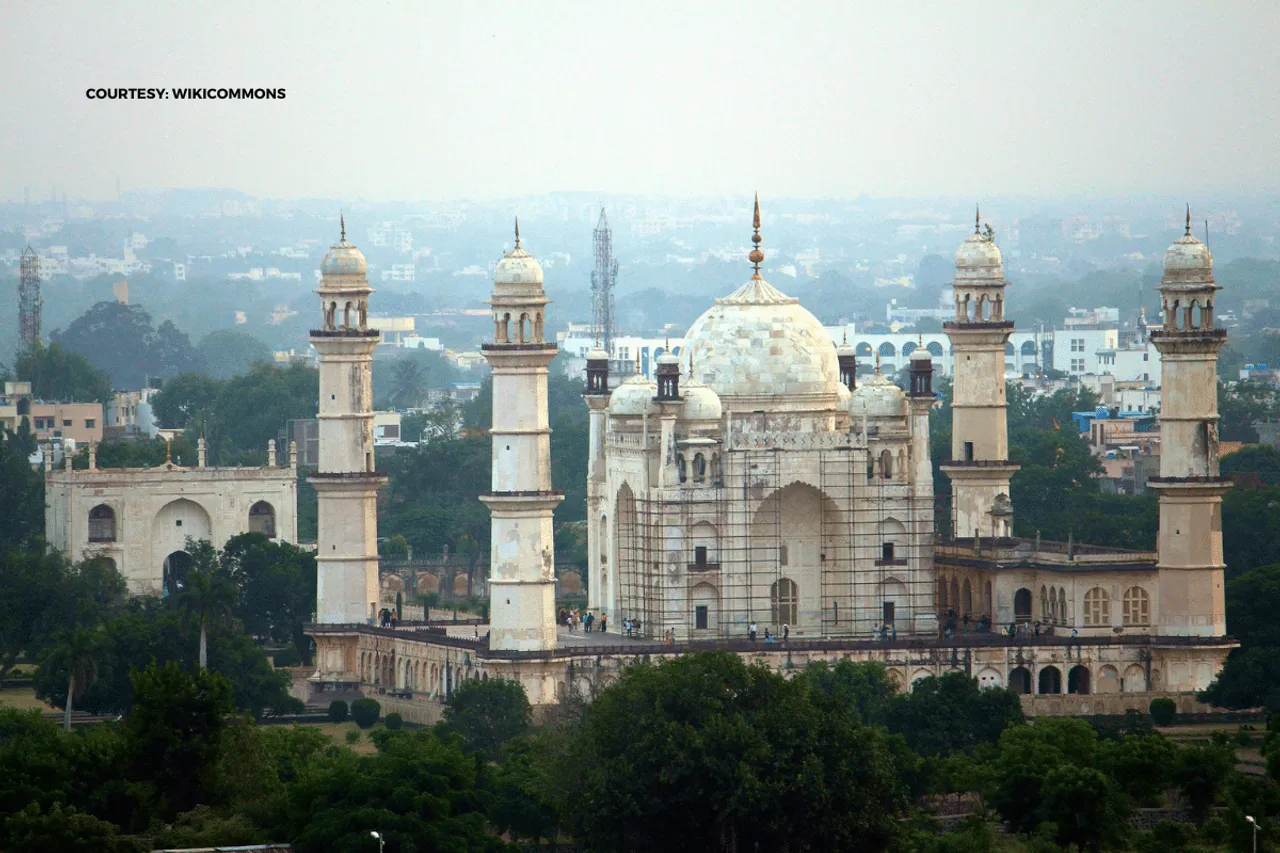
[940,207,1019,539]
[481,220,563,651]
[1148,207,1229,637]
[583,342,610,612]
[311,217,386,624]
[837,330,857,391]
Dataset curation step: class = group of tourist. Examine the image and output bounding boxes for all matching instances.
[747,621,790,643]
[558,608,606,633]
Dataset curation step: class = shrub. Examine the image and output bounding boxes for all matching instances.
[1150,697,1177,726]
[327,700,348,724]
[1235,725,1255,747]
[351,697,381,729]
[345,729,360,744]
[273,646,302,667]
[386,712,403,730]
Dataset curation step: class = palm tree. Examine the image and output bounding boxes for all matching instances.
[389,359,429,407]
[45,627,100,731]
[176,542,238,670]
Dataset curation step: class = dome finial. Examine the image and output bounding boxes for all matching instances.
[748,192,765,278]
[842,328,848,345]
[514,216,521,249]
[875,350,882,372]
[340,211,346,242]
[975,204,981,235]
[1185,203,1191,236]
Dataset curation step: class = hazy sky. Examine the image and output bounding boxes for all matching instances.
[3,1,1279,202]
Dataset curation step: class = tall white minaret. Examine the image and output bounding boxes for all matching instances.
[940,207,1019,539]
[583,344,610,612]
[1149,207,1229,638]
[311,217,385,624]
[481,220,562,651]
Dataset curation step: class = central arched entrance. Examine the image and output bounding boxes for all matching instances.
[163,550,194,597]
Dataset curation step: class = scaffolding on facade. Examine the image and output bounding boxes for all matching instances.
[610,416,937,643]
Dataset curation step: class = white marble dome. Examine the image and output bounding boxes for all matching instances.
[910,346,932,363]
[683,277,841,402]
[607,372,657,416]
[849,370,908,419]
[587,345,610,361]
[955,233,1002,282]
[680,377,722,422]
[321,239,368,278]
[1164,233,1213,275]
[493,246,544,289]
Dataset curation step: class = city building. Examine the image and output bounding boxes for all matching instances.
[45,438,297,595]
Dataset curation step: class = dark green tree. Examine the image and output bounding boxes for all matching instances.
[196,329,272,380]
[14,340,113,402]
[437,677,532,760]
[2,802,144,853]
[0,427,47,549]
[51,301,201,389]
[887,671,1024,757]
[123,661,237,821]
[561,651,907,853]
[220,532,317,666]
[152,373,222,429]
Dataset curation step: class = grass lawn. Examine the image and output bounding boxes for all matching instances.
[309,721,381,754]
[0,685,54,712]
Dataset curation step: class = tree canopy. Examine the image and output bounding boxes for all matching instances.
[50,301,202,389]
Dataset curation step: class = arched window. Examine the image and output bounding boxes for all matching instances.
[518,313,530,343]
[927,341,944,357]
[1122,587,1150,626]
[950,578,960,611]
[693,453,706,483]
[534,312,544,341]
[1040,585,1049,621]
[248,501,276,538]
[962,579,973,616]
[1083,587,1110,627]
[1068,665,1091,695]
[677,454,687,484]
[878,341,896,359]
[88,504,116,542]
[856,342,873,358]
[501,313,511,343]
[1009,667,1032,695]
[1057,587,1067,625]
[771,578,798,626]
[1014,588,1032,623]
[879,449,893,479]
[343,301,353,328]
[1038,666,1062,695]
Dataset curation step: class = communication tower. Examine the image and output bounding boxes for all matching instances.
[590,209,618,358]
[19,245,41,347]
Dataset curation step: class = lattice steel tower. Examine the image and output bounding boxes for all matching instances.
[590,209,618,356]
[19,245,41,347]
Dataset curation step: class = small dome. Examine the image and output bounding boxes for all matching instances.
[910,346,932,363]
[656,349,681,366]
[836,334,855,357]
[1163,233,1213,274]
[586,346,610,361]
[493,245,544,288]
[607,373,657,416]
[680,378,722,422]
[955,232,1002,281]
[321,239,368,277]
[849,370,908,420]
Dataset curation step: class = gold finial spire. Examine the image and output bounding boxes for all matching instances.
[514,216,521,249]
[1185,203,1191,236]
[164,438,172,464]
[974,204,981,235]
[688,349,694,374]
[748,192,765,278]
[842,328,848,345]
[340,211,346,242]
[875,350,881,372]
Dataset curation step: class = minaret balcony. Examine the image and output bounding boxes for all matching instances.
[310,328,381,338]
